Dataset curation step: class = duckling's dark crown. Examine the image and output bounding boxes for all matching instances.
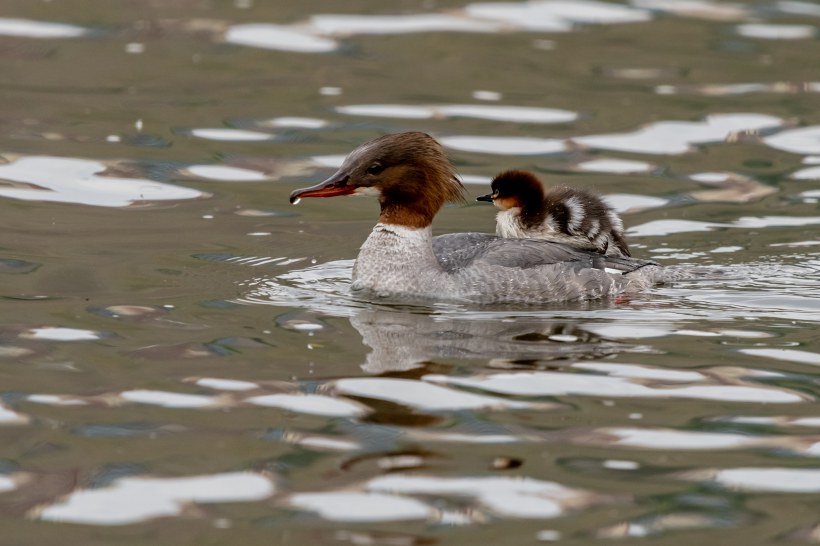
[490,170,545,198]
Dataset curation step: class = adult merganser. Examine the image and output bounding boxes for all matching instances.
[477,170,631,257]
[289,132,663,304]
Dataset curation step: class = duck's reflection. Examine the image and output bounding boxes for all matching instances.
[349,307,630,374]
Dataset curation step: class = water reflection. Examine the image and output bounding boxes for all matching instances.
[426,365,806,403]
[34,472,275,525]
[0,155,206,207]
[0,18,89,39]
[436,113,787,156]
[284,474,608,523]
[3,0,820,539]
[679,467,820,493]
[736,23,816,40]
[336,103,578,123]
[350,308,629,373]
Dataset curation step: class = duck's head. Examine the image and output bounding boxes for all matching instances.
[477,170,545,211]
[290,132,464,228]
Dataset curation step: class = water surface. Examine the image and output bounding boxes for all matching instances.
[1,0,820,543]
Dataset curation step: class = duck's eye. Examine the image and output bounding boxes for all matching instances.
[366,163,384,175]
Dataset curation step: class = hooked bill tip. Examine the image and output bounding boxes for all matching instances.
[288,187,306,204]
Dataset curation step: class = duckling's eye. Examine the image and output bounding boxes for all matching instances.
[366,163,384,175]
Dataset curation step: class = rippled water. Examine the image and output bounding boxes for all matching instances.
[2,0,820,543]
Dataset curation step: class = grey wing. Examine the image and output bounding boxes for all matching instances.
[432,233,498,272]
[468,237,602,269]
[432,232,657,273]
[602,253,659,274]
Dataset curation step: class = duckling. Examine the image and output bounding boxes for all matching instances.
[477,170,631,257]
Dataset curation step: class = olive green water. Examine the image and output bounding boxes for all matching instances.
[1,1,820,544]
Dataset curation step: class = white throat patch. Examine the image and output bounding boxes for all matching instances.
[353,186,382,197]
[495,208,528,238]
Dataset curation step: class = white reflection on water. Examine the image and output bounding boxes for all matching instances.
[0,156,205,207]
[336,103,578,123]
[225,1,655,53]
[0,18,89,38]
[193,377,260,391]
[256,116,328,128]
[464,0,650,31]
[247,393,370,417]
[36,472,275,525]
[601,428,773,450]
[0,474,20,493]
[309,13,499,35]
[184,165,268,182]
[310,154,347,169]
[367,474,602,519]
[736,23,816,39]
[777,1,820,16]
[630,0,749,20]
[0,404,29,425]
[791,166,820,179]
[718,416,820,428]
[681,468,820,493]
[739,348,820,366]
[473,90,502,101]
[120,389,220,409]
[26,394,88,406]
[575,158,655,174]
[225,23,338,52]
[440,135,567,155]
[425,366,806,403]
[437,113,784,156]
[409,419,820,456]
[459,173,494,185]
[627,219,728,236]
[584,427,820,457]
[280,431,361,452]
[286,474,605,522]
[656,82,819,96]
[597,512,731,539]
[574,113,784,155]
[185,128,275,141]
[603,194,668,213]
[770,240,820,248]
[24,375,538,416]
[19,327,103,341]
[334,378,540,411]
[286,492,434,522]
[629,216,820,236]
[764,125,820,155]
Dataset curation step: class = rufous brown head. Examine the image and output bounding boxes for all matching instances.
[290,132,464,228]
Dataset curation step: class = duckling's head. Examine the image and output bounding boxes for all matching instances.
[290,132,464,228]
[477,170,545,211]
